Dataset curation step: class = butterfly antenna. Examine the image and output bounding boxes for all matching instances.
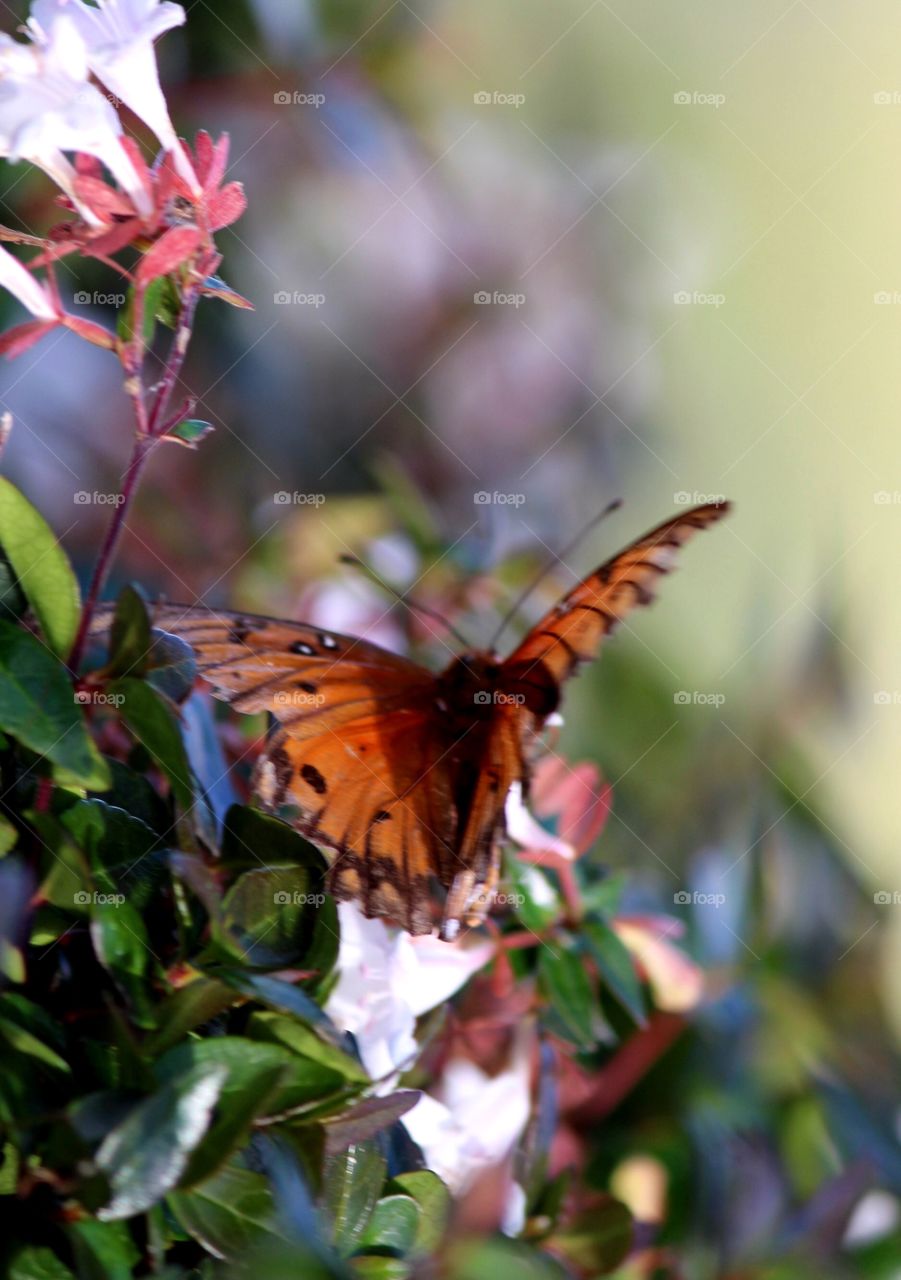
[339,554,472,649]
[488,497,623,650]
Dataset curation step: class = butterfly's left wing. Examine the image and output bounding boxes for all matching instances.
[500,502,731,704]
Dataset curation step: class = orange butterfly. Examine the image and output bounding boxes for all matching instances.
[98,501,730,939]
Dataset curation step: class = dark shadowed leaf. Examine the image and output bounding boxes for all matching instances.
[583,919,647,1025]
[8,1245,75,1280]
[147,977,239,1055]
[0,621,109,789]
[323,1094,421,1156]
[111,677,193,810]
[106,586,152,678]
[146,630,197,703]
[538,943,610,1051]
[547,1197,633,1274]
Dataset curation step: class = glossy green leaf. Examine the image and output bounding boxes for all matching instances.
[324,1141,387,1255]
[583,919,647,1025]
[222,864,327,968]
[387,1172,450,1256]
[8,1245,75,1280]
[67,1218,141,1280]
[167,1164,290,1260]
[0,477,80,658]
[95,1061,226,1219]
[167,418,215,449]
[147,977,239,1055]
[358,1195,420,1256]
[111,677,193,810]
[0,620,109,788]
[106,585,152,678]
[538,944,609,1051]
[248,1011,367,1083]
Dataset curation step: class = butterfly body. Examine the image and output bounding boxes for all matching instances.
[91,500,730,939]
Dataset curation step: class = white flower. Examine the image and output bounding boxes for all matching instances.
[0,245,58,319]
[325,902,492,1086]
[29,0,197,190]
[0,17,148,220]
[402,1046,532,1195]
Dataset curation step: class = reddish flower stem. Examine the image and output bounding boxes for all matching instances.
[67,271,205,674]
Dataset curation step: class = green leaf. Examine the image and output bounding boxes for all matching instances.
[448,1240,571,1280]
[0,477,79,658]
[213,968,345,1048]
[324,1142,387,1255]
[222,864,327,968]
[66,1219,141,1280]
[147,976,239,1055]
[89,891,155,1026]
[111,677,193,810]
[167,1164,290,1260]
[0,620,109,788]
[248,1011,367,1083]
[156,1035,347,1122]
[358,1195,420,1257]
[107,586,152,678]
[95,1061,226,1220]
[166,418,214,449]
[0,993,70,1074]
[538,943,609,1051]
[8,1245,75,1280]
[0,811,18,856]
[349,1260,410,1280]
[547,1197,633,1274]
[583,919,647,1025]
[145,630,197,703]
[386,1172,450,1256]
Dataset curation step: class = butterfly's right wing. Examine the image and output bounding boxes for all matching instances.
[91,602,459,933]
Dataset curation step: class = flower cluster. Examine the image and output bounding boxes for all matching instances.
[0,0,247,361]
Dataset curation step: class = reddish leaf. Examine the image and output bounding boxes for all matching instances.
[207,182,247,231]
[83,219,142,259]
[62,314,116,349]
[120,136,153,208]
[72,175,134,223]
[0,320,58,359]
[136,226,203,285]
[74,153,104,179]
[198,131,229,194]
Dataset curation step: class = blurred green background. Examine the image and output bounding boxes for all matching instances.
[2,0,900,1270]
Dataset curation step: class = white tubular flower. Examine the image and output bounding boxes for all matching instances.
[325,902,493,1087]
[0,18,149,220]
[29,0,198,191]
[0,245,58,319]
[403,1044,532,1195]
